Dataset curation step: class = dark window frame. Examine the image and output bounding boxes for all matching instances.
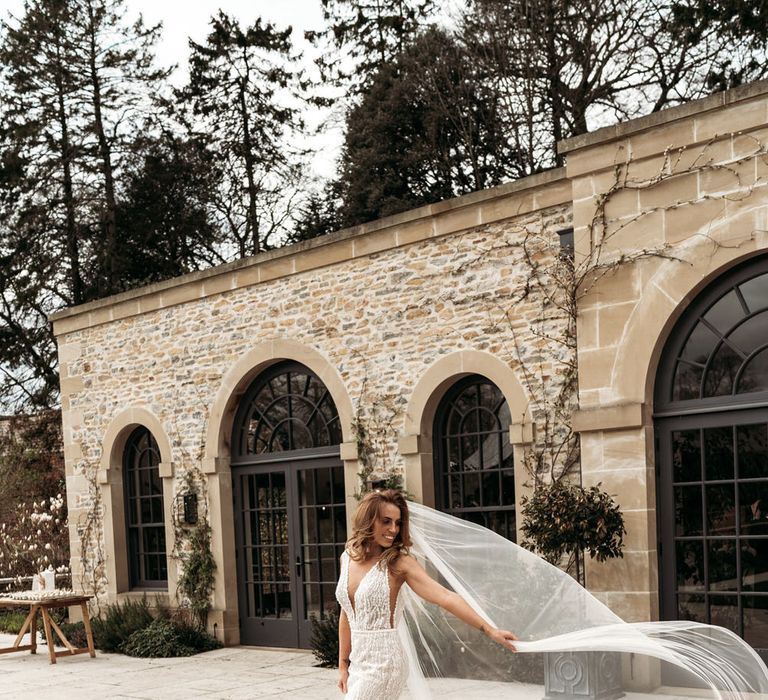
[655,255,768,416]
[123,426,167,590]
[433,374,516,542]
[231,361,342,463]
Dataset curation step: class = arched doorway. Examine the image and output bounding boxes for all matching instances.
[230,361,346,648]
[433,374,516,541]
[655,255,768,655]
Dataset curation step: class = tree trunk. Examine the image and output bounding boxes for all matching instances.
[85,0,119,293]
[238,78,260,255]
[52,34,83,306]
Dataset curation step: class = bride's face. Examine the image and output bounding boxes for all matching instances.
[372,503,401,550]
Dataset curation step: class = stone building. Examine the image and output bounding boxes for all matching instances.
[52,80,768,664]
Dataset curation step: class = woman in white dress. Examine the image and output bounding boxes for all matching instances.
[335,489,518,699]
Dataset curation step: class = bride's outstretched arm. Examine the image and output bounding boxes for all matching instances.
[398,555,518,652]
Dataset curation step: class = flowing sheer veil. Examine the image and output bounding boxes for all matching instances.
[398,501,768,699]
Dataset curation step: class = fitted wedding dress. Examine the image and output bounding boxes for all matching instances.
[336,551,408,700]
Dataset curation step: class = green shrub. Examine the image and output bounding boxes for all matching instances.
[121,618,195,658]
[55,620,88,648]
[91,598,154,652]
[309,610,339,668]
[0,610,28,634]
[172,620,222,653]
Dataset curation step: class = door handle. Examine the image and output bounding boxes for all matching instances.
[295,555,301,578]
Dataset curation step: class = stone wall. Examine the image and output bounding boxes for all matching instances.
[563,81,768,624]
[52,170,574,641]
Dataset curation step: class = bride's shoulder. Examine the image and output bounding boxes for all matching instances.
[390,552,418,577]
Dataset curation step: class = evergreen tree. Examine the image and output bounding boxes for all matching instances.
[334,28,521,227]
[69,0,171,295]
[180,12,305,257]
[0,0,173,410]
[670,0,768,90]
[114,132,225,286]
[0,0,86,306]
[306,0,436,91]
[289,189,342,242]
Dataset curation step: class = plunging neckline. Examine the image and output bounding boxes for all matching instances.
[347,554,384,615]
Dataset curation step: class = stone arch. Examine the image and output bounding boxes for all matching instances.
[204,339,355,466]
[99,406,173,479]
[400,350,532,513]
[98,406,175,602]
[612,240,768,408]
[200,339,356,646]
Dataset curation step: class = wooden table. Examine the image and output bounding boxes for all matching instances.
[0,594,96,664]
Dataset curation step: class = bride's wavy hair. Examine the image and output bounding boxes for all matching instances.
[347,489,412,569]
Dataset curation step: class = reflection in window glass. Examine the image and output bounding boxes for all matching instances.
[738,424,768,479]
[743,597,768,648]
[704,426,734,480]
[704,290,745,334]
[675,485,703,536]
[704,343,742,396]
[124,427,166,589]
[673,362,703,401]
[740,273,768,314]
[234,363,342,456]
[682,322,719,364]
[738,347,768,395]
[670,270,768,402]
[729,310,768,356]
[672,430,701,483]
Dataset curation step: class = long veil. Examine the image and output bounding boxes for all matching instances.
[398,501,768,699]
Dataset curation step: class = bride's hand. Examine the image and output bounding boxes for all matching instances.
[486,626,518,652]
[338,667,349,694]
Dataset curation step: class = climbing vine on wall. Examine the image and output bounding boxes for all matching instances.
[169,381,217,629]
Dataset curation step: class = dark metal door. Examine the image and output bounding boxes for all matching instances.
[658,408,768,659]
[233,456,346,648]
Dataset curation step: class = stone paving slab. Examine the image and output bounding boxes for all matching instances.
[0,633,733,699]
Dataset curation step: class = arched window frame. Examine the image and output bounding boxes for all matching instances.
[123,426,167,589]
[656,256,768,414]
[433,374,516,541]
[231,361,342,461]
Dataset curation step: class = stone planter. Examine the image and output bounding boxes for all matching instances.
[544,651,624,700]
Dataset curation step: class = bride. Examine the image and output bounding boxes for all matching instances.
[336,489,768,700]
[335,489,517,699]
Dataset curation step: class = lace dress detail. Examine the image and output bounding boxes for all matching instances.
[336,551,407,700]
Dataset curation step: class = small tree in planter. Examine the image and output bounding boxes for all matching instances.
[520,481,626,586]
[521,482,627,700]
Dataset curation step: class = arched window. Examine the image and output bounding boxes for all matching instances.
[123,426,167,589]
[664,264,768,404]
[232,361,342,457]
[655,255,768,653]
[434,375,515,541]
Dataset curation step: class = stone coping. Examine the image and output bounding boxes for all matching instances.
[559,79,768,155]
[50,167,569,336]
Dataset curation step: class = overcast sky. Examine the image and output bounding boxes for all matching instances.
[2,0,342,177]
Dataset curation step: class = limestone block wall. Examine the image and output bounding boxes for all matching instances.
[562,81,768,621]
[52,170,573,642]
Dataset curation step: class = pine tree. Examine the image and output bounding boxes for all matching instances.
[115,132,225,284]
[334,28,521,227]
[180,12,305,257]
[69,0,172,295]
[0,0,173,410]
[306,0,436,91]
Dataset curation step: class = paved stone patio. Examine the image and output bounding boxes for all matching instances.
[0,633,732,699]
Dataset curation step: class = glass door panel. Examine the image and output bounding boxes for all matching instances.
[660,413,768,659]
